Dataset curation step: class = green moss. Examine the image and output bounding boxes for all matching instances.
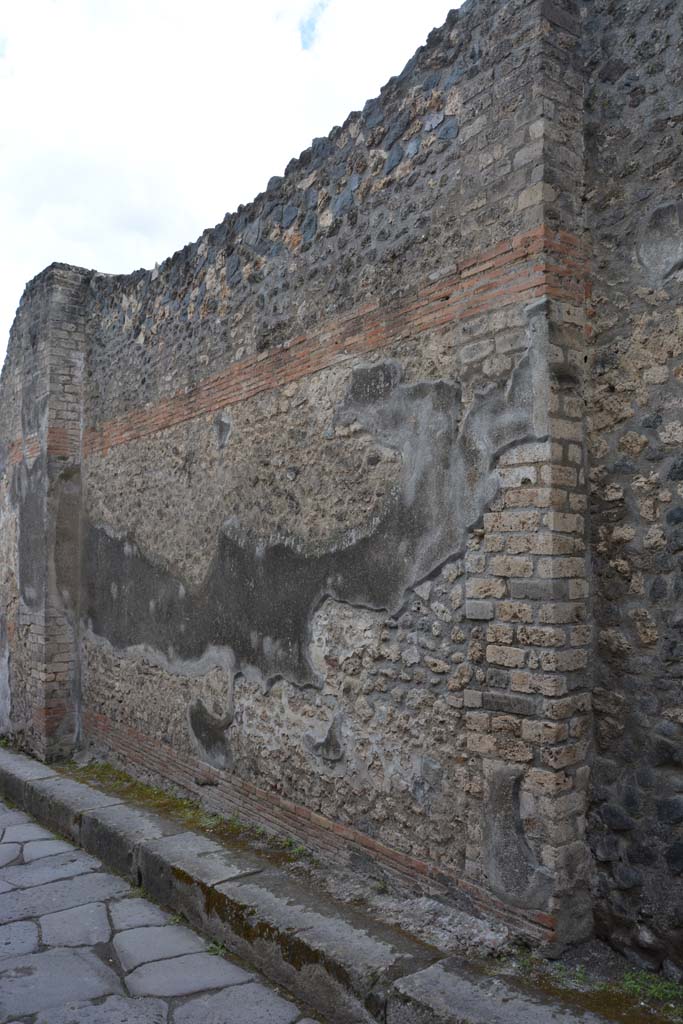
[57,759,311,866]
[619,971,683,1010]
[481,948,683,1024]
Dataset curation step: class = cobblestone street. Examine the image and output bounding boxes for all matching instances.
[0,799,319,1023]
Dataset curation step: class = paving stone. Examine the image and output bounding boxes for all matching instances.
[0,848,100,889]
[23,838,74,862]
[0,880,13,894]
[41,900,111,946]
[0,920,39,959]
[0,810,29,828]
[174,981,301,1024]
[125,951,252,997]
[33,994,168,1024]
[0,871,129,923]
[0,844,20,868]
[1,823,53,844]
[113,923,206,972]
[0,947,122,1018]
[109,896,169,931]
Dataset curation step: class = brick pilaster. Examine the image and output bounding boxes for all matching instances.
[18,265,88,759]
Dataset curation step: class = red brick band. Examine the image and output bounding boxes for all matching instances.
[9,426,77,466]
[7,226,585,467]
[83,226,585,457]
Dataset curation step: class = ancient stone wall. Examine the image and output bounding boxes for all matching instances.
[0,0,680,964]
[584,0,683,969]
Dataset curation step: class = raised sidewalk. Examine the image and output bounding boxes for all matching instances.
[0,747,612,1024]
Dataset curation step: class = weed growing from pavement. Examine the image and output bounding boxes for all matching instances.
[497,945,683,1023]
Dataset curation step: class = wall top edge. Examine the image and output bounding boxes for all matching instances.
[29,0,546,298]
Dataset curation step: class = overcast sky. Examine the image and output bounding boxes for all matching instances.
[0,0,460,369]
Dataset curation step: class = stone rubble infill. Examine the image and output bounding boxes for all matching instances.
[0,747,614,1024]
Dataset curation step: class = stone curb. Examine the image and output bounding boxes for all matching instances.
[0,748,613,1024]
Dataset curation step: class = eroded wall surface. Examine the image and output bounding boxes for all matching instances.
[1,0,679,961]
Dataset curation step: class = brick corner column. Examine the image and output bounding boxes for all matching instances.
[460,0,594,948]
[19,264,89,761]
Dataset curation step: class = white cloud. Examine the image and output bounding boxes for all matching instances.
[0,0,460,367]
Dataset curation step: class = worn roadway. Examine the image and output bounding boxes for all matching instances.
[0,799,320,1023]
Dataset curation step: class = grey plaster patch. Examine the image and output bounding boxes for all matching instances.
[637,201,683,282]
[305,713,344,762]
[0,871,129,924]
[12,458,48,611]
[0,614,10,735]
[214,411,232,449]
[174,981,300,1024]
[34,994,168,1024]
[79,354,534,703]
[0,849,100,889]
[0,921,39,960]
[188,698,235,770]
[40,901,111,946]
[125,951,252,997]
[113,923,206,972]
[22,839,74,862]
[109,897,169,932]
[0,844,20,868]
[0,947,122,1018]
[481,764,553,910]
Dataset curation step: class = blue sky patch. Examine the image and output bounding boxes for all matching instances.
[299,1,329,50]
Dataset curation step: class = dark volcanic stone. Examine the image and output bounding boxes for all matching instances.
[601,803,637,831]
[612,863,643,890]
[657,797,683,825]
[666,841,683,875]
[384,144,404,175]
